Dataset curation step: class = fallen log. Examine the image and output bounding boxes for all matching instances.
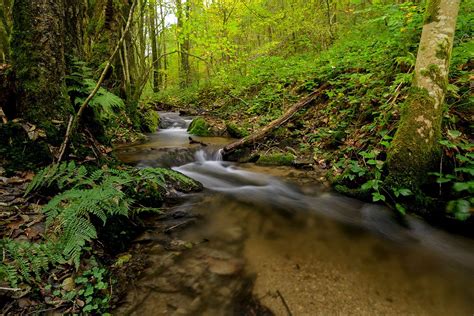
[222,84,328,156]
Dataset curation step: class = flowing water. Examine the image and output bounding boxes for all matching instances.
[115,112,474,315]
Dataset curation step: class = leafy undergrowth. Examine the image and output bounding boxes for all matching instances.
[66,59,156,144]
[0,162,200,314]
[153,2,473,221]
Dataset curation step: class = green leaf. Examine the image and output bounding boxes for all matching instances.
[454,167,474,176]
[436,176,453,184]
[361,180,378,191]
[439,140,457,149]
[397,188,413,196]
[452,200,471,221]
[395,203,406,215]
[453,181,474,192]
[447,130,462,139]
[367,159,377,165]
[372,192,386,202]
[84,285,94,296]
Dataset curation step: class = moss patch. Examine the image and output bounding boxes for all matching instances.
[420,64,447,90]
[256,153,296,166]
[387,87,442,190]
[226,122,249,138]
[187,117,211,136]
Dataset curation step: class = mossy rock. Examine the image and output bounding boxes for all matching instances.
[187,117,211,136]
[163,170,203,193]
[226,122,248,138]
[256,153,296,166]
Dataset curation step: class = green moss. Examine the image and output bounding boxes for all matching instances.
[11,0,73,130]
[141,110,160,133]
[256,153,296,166]
[226,122,249,138]
[435,40,450,60]
[420,64,447,90]
[424,0,441,24]
[187,117,211,136]
[387,87,442,190]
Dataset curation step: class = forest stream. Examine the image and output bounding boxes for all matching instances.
[115,113,474,316]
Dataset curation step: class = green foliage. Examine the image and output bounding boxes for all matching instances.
[39,261,111,314]
[429,130,473,220]
[3,162,199,291]
[66,60,125,123]
[25,161,88,195]
[0,240,64,287]
[74,266,110,313]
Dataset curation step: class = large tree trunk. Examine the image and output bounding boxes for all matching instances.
[11,0,72,134]
[387,0,461,187]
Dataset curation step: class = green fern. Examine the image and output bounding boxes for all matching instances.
[0,240,64,287]
[66,59,125,123]
[25,161,88,195]
[14,163,199,282]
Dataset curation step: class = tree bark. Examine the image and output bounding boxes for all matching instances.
[150,0,161,92]
[11,0,72,133]
[64,0,85,60]
[222,84,328,156]
[176,0,190,87]
[387,0,461,187]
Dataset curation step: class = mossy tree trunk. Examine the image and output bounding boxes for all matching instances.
[64,0,85,60]
[387,0,460,188]
[11,0,73,136]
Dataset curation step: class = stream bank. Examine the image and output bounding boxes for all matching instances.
[114,112,474,315]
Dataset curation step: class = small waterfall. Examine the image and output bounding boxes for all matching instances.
[194,148,224,162]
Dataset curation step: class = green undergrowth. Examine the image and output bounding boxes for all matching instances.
[154,2,473,220]
[66,59,156,144]
[0,161,200,313]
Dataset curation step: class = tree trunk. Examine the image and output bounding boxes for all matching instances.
[176,0,190,88]
[11,0,72,134]
[159,1,168,88]
[64,0,85,60]
[387,0,461,187]
[150,0,161,92]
